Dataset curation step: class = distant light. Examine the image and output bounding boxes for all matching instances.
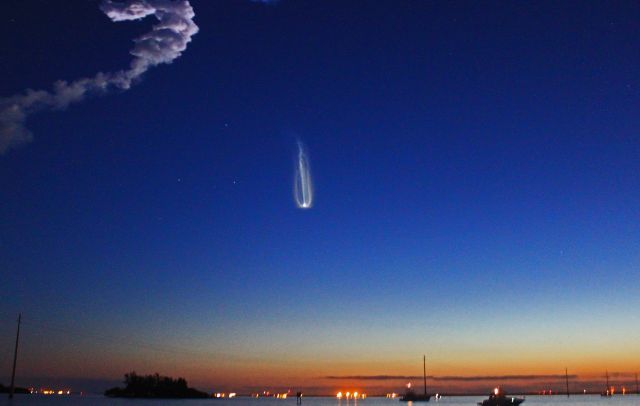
[229,393,237,398]
[337,392,343,399]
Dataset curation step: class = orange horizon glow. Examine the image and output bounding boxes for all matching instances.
[12,343,640,395]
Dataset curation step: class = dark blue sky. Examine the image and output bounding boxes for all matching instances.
[1,0,639,392]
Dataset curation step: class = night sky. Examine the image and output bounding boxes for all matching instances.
[1,0,639,395]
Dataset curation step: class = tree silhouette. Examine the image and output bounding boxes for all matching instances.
[105,372,208,398]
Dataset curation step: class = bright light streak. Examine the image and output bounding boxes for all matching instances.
[294,141,313,209]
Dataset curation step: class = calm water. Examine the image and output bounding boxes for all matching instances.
[2,395,639,406]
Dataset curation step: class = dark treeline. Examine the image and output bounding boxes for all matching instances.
[105,372,209,398]
[0,383,30,394]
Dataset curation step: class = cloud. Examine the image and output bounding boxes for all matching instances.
[0,0,199,154]
[606,372,638,378]
[323,374,579,382]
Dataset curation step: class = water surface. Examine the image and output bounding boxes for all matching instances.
[2,395,638,406]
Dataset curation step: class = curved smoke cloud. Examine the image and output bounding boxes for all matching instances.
[0,0,199,154]
[294,141,314,209]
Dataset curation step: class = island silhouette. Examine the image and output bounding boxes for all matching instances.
[105,372,208,398]
[0,383,30,395]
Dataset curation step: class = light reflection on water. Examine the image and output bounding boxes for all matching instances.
[2,395,639,406]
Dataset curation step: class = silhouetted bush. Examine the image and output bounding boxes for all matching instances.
[105,372,209,398]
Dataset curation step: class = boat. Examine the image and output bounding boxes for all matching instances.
[477,387,524,406]
[399,355,431,402]
[601,371,612,397]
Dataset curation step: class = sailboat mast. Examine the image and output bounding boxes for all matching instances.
[606,370,610,392]
[423,355,427,396]
[9,313,21,400]
[565,368,570,397]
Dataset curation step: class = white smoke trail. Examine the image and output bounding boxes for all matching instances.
[0,0,199,154]
[294,141,313,209]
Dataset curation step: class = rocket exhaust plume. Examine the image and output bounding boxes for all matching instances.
[294,141,313,209]
[0,0,199,154]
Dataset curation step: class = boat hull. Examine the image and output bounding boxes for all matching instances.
[399,395,431,402]
[477,397,524,406]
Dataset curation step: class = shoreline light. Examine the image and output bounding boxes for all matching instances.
[336,391,366,400]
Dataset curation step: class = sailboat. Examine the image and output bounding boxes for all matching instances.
[399,355,431,402]
[601,371,612,397]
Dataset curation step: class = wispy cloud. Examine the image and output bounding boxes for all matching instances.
[323,375,579,382]
[0,0,199,153]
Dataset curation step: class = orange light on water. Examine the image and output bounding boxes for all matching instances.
[41,389,70,395]
[337,390,365,399]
